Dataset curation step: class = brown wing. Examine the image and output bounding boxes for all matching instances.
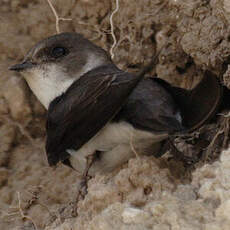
[46,67,142,166]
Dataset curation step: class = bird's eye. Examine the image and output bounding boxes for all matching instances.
[51,47,67,58]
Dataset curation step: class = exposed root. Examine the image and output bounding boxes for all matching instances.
[109,0,120,59]
[129,132,140,159]
[223,118,230,148]
[46,0,72,34]
[202,129,224,162]
[169,138,199,166]
[26,187,59,225]
[1,187,56,228]
[17,191,38,230]
[72,154,95,216]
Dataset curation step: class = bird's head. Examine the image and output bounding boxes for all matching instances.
[9,32,112,109]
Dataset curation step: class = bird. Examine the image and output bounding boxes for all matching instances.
[9,32,222,176]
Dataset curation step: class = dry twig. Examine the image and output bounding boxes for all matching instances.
[129,132,140,158]
[109,0,120,59]
[203,129,224,161]
[46,0,72,34]
[17,191,38,230]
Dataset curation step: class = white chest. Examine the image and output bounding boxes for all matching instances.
[68,121,168,175]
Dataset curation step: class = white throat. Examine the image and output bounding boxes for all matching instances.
[22,54,106,109]
[23,65,74,109]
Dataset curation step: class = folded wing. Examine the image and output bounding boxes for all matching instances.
[46,67,143,166]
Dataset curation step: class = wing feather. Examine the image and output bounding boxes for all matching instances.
[46,67,142,165]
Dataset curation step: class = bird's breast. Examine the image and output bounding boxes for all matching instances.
[68,121,168,174]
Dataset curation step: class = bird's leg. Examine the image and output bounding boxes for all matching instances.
[72,153,96,216]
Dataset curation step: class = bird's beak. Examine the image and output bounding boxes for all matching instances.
[9,61,35,72]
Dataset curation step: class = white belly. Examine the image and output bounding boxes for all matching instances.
[68,121,168,175]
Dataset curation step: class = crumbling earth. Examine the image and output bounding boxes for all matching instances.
[1,0,230,229]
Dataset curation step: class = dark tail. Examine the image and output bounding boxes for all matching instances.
[154,71,223,133]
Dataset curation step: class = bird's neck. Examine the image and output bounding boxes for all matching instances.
[23,63,119,110]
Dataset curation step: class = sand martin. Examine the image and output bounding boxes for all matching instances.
[9,32,222,175]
